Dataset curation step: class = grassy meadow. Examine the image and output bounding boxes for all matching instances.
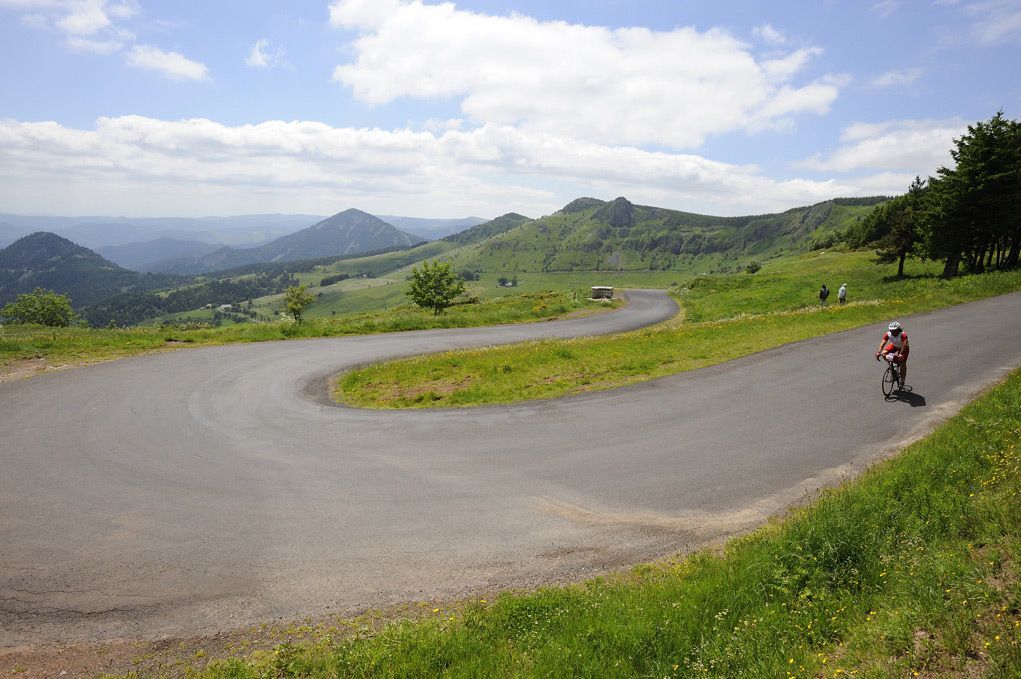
[185,366,1021,677]
[338,251,1021,408]
[230,265,682,322]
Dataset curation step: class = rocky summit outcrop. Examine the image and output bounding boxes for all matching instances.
[559,197,606,214]
[595,197,636,229]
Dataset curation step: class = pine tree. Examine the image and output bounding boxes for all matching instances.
[924,112,1021,277]
[873,177,926,278]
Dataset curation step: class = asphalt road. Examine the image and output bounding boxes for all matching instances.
[2,289,1020,645]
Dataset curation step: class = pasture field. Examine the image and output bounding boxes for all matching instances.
[229,264,684,321]
[338,251,1021,408]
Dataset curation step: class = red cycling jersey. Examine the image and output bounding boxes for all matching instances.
[882,331,909,358]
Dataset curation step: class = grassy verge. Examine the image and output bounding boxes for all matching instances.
[189,367,1021,677]
[0,291,609,379]
[338,252,1021,408]
[239,267,681,321]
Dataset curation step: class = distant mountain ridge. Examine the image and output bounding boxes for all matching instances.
[151,209,425,275]
[376,215,488,240]
[447,196,889,272]
[0,213,326,249]
[0,232,182,309]
[0,222,32,249]
[0,212,489,249]
[97,238,222,272]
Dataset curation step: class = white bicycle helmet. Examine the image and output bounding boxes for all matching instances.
[888,321,902,332]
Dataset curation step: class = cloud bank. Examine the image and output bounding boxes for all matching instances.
[328,0,840,149]
[0,2,975,217]
[799,118,964,174]
[0,115,935,218]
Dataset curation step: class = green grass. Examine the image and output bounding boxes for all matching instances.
[221,269,674,322]
[146,241,460,323]
[339,252,1021,409]
[0,291,606,376]
[190,366,1021,678]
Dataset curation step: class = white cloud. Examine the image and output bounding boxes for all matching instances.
[66,35,123,53]
[798,118,965,174]
[752,24,786,45]
[125,44,208,81]
[1,0,136,38]
[870,0,900,17]
[56,0,113,35]
[0,115,898,218]
[872,67,923,88]
[960,0,1021,44]
[3,1,209,76]
[245,39,286,68]
[327,0,839,149]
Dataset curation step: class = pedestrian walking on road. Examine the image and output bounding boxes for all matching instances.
[819,284,830,307]
[838,283,847,305]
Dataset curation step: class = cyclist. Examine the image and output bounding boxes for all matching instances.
[875,321,909,385]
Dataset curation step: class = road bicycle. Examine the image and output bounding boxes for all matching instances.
[881,355,904,398]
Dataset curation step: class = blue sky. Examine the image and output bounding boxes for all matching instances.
[1,0,1019,218]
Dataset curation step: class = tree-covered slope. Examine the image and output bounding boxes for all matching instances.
[0,232,183,309]
[446,197,886,272]
[442,213,531,246]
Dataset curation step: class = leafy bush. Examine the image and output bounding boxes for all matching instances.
[407,261,466,314]
[1,288,79,326]
[284,285,315,323]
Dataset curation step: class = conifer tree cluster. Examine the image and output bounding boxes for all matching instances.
[848,112,1021,278]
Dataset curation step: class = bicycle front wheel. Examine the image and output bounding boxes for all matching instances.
[882,365,897,397]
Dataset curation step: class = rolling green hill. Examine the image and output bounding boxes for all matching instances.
[445,196,886,273]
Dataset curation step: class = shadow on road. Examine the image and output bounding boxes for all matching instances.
[886,385,927,407]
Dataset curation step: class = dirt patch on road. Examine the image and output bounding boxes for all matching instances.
[0,628,284,678]
[0,357,72,383]
[0,601,484,678]
[0,346,190,384]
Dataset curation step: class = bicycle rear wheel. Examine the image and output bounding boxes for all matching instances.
[882,364,897,397]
